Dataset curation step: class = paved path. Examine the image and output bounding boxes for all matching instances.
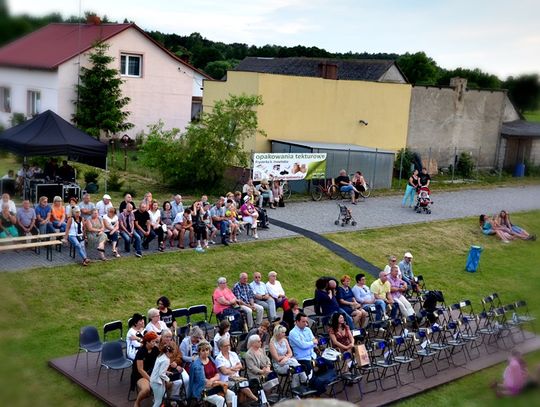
[1,185,539,272]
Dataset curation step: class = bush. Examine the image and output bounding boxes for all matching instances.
[84,169,100,184]
[456,152,475,178]
[394,148,418,177]
[107,170,124,191]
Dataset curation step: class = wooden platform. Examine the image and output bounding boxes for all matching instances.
[49,334,540,407]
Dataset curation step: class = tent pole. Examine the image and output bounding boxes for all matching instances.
[104,156,108,193]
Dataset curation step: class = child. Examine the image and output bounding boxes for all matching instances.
[150,344,174,407]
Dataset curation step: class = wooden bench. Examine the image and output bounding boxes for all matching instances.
[0,232,64,261]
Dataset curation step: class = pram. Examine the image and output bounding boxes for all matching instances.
[335,203,357,227]
[414,186,433,214]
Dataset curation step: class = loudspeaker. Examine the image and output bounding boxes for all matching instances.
[35,184,63,203]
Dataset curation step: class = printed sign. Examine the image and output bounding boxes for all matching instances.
[253,153,327,181]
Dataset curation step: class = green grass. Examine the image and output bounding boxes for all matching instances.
[524,110,540,123]
[0,211,539,406]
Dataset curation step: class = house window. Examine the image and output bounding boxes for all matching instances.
[120,54,142,77]
[27,90,41,116]
[0,87,10,113]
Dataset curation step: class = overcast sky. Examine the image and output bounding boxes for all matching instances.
[9,0,540,79]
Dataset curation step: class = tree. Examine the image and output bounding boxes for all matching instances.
[72,41,133,140]
[503,74,540,113]
[204,59,238,79]
[397,52,440,85]
[437,67,501,89]
[139,94,265,189]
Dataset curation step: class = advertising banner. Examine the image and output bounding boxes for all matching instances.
[253,153,327,181]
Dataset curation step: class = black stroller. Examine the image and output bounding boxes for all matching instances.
[335,203,357,227]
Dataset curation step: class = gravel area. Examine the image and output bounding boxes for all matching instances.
[1,185,539,272]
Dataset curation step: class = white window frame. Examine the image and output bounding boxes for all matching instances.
[120,53,142,77]
[0,87,10,113]
[27,90,41,116]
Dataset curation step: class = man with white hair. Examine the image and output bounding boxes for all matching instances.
[233,272,264,329]
[250,272,277,321]
[171,194,184,219]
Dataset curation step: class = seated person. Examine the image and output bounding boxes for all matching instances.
[266,271,290,311]
[212,277,243,331]
[119,203,143,257]
[148,200,165,252]
[209,197,230,246]
[492,351,529,397]
[232,272,264,330]
[269,324,308,388]
[213,320,231,358]
[335,169,359,204]
[225,199,239,243]
[16,199,38,236]
[215,337,259,403]
[180,326,205,369]
[1,169,14,179]
[271,180,283,207]
[95,194,113,217]
[351,273,386,321]
[78,193,95,221]
[398,252,418,291]
[387,265,416,320]
[240,320,271,352]
[337,274,369,328]
[130,331,159,407]
[282,298,301,332]
[314,277,354,329]
[57,160,75,182]
[203,202,218,244]
[50,195,67,232]
[497,210,536,241]
[250,271,277,322]
[145,308,168,338]
[102,206,121,257]
[480,214,514,243]
[118,192,134,213]
[328,312,354,354]
[126,313,146,360]
[157,296,177,331]
[0,203,18,238]
[65,196,79,218]
[245,335,273,394]
[159,329,189,399]
[256,178,275,209]
[1,193,17,214]
[370,271,394,319]
[134,202,156,250]
[35,196,54,234]
[240,195,259,239]
[188,340,235,407]
[85,208,107,260]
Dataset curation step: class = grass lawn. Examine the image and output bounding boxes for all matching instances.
[524,110,540,123]
[0,211,539,406]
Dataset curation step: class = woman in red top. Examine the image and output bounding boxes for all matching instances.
[328,312,354,353]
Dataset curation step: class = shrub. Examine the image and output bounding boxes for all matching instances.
[84,169,100,184]
[456,152,475,178]
[107,170,124,191]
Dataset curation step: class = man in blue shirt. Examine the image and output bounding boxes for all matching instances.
[289,312,317,373]
[398,252,417,291]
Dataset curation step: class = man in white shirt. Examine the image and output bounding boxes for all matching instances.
[95,194,113,217]
[250,272,277,321]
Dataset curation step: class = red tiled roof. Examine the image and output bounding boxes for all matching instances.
[0,23,211,79]
[0,23,132,70]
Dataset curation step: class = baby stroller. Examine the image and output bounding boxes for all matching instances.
[415,186,433,214]
[335,203,357,227]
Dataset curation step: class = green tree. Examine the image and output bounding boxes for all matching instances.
[204,59,238,79]
[437,67,501,89]
[72,41,133,140]
[503,74,540,113]
[139,94,265,188]
[397,52,440,84]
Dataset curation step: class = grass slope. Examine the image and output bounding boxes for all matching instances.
[0,212,539,406]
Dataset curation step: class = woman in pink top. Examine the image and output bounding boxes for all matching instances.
[493,351,529,396]
[212,277,239,315]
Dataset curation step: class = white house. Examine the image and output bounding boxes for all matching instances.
[0,20,210,137]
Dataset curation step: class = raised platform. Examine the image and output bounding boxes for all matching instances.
[49,334,540,407]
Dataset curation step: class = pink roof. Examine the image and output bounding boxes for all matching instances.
[0,23,211,78]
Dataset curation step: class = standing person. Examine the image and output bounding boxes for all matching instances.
[418,167,431,188]
[16,199,38,236]
[402,169,419,208]
[63,206,89,266]
[150,344,173,407]
[35,196,54,234]
[335,169,359,204]
[119,203,143,257]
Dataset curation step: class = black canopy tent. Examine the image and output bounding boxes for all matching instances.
[0,109,108,168]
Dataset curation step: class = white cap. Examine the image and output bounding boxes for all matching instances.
[243,195,250,202]
[404,252,413,259]
[103,194,111,200]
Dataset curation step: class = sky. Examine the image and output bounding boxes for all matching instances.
[9,0,540,79]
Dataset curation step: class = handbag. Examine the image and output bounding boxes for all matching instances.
[278,196,285,207]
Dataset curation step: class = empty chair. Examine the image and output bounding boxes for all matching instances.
[172,308,191,341]
[74,325,103,373]
[514,300,536,339]
[103,320,124,347]
[188,304,215,338]
[96,341,133,391]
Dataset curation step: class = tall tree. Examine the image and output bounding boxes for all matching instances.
[397,52,440,85]
[72,41,133,140]
[437,67,501,89]
[503,74,540,113]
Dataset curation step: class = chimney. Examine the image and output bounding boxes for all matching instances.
[450,77,467,101]
[86,15,101,25]
[318,62,338,80]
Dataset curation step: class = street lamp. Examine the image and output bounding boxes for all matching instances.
[121,134,131,171]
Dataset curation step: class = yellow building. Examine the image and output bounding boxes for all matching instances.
[203,57,412,154]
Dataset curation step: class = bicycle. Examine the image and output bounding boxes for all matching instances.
[311,178,339,201]
[340,181,371,199]
[281,180,292,201]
